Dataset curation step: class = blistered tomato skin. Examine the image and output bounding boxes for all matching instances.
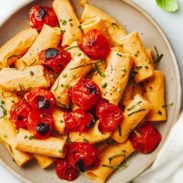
[79,29,110,60]
[10,100,31,129]
[64,109,95,133]
[28,110,54,139]
[56,159,79,181]
[38,48,71,74]
[66,142,99,172]
[29,5,58,31]
[25,88,56,112]
[129,123,162,154]
[96,99,123,132]
[71,79,101,111]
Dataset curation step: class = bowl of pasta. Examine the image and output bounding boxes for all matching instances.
[0,0,181,183]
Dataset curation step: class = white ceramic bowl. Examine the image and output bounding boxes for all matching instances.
[0,0,181,182]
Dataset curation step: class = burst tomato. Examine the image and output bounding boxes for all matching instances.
[96,99,122,132]
[64,109,95,132]
[129,123,162,154]
[66,142,99,172]
[56,159,79,181]
[79,29,110,60]
[71,79,101,111]
[25,88,56,112]
[28,110,54,139]
[38,48,71,74]
[29,5,58,32]
[10,100,31,129]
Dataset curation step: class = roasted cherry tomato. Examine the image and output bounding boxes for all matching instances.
[64,109,95,132]
[56,159,79,181]
[10,100,31,129]
[38,48,71,74]
[96,99,122,132]
[71,79,101,111]
[29,5,58,31]
[66,142,99,172]
[129,123,162,154]
[25,88,56,112]
[79,29,110,60]
[28,110,54,139]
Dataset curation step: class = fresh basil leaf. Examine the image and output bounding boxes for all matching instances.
[156,0,178,12]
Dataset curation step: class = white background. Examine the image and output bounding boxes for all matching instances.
[0,0,183,182]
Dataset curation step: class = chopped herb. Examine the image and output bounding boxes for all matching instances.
[61,30,66,33]
[58,149,63,153]
[83,138,89,142]
[72,75,77,79]
[57,96,61,99]
[101,83,107,88]
[7,145,13,154]
[78,25,83,32]
[69,18,73,22]
[66,133,71,144]
[0,105,7,118]
[117,160,128,170]
[0,101,5,105]
[18,83,25,92]
[29,59,36,67]
[102,164,114,169]
[57,102,70,109]
[16,130,20,134]
[77,52,82,56]
[130,70,138,80]
[158,110,162,115]
[128,109,146,116]
[127,101,142,111]
[30,71,34,76]
[54,79,60,92]
[118,125,122,136]
[60,120,64,123]
[109,153,126,163]
[61,84,64,87]
[63,74,67,78]
[163,103,174,109]
[29,135,35,140]
[64,46,79,51]
[1,92,12,98]
[62,20,67,25]
[70,60,102,70]
[94,62,106,78]
[70,23,73,27]
[117,53,122,57]
[136,66,142,70]
[154,46,164,65]
[24,135,28,139]
[145,66,149,69]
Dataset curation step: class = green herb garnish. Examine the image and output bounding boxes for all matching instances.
[154,46,164,65]
[128,109,146,116]
[163,102,174,109]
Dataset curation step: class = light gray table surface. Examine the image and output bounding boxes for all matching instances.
[0,0,182,182]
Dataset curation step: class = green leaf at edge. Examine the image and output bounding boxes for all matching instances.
[156,0,178,12]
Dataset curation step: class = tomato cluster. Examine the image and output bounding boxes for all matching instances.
[10,88,56,139]
[56,142,99,181]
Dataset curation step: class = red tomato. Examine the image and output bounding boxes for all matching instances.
[10,100,31,129]
[25,88,56,112]
[129,123,162,154]
[79,29,110,60]
[38,48,71,74]
[71,79,101,111]
[96,100,123,132]
[64,109,95,132]
[28,110,54,139]
[29,5,58,32]
[56,159,79,181]
[66,142,99,172]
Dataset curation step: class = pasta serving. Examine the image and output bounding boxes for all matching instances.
[0,0,166,182]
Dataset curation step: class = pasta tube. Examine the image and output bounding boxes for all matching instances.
[16,129,66,158]
[86,141,134,183]
[51,43,92,108]
[81,4,127,46]
[53,0,82,46]
[34,154,55,169]
[101,50,133,105]
[143,70,166,121]
[0,28,38,67]
[15,25,61,69]
[119,32,154,82]
[69,120,111,144]
[52,108,65,134]
[112,94,152,143]
[0,118,32,166]
[0,65,50,92]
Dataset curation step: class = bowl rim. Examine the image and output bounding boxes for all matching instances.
[0,0,181,183]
